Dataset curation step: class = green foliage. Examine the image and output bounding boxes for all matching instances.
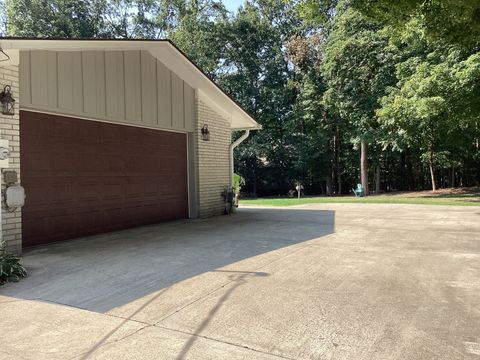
[298,0,479,192]
[215,0,306,195]
[296,0,337,26]
[6,0,108,37]
[352,0,480,50]
[154,0,229,75]
[234,173,245,194]
[5,0,160,38]
[0,241,27,285]
[0,1,6,35]
[322,4,397,141]
[376,18,480,189]
[4,0,480,194]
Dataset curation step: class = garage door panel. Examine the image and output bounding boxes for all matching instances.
[21,111,188,247]
[25,213,75,243]
[22,218,47,244]
[51,185,78,203]
[75,211,102,233]
[23,151,49,170]
[50,213,76,234]
[143,182,160,197]
[102,182,124,200]
[76,182,101,201]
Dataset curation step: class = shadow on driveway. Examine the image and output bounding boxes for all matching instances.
[0,207,334,313]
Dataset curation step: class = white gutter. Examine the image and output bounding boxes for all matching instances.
[229,130,250,187]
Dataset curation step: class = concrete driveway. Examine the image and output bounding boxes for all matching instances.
[1,204,479,360]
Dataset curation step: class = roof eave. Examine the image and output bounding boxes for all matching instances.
[0,37,261,131]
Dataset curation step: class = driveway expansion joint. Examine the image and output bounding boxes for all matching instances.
[154,242,313,326]
[155,324,298,360]
[68,324,155,360]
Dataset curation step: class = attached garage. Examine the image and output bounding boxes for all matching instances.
[0,38,261,253]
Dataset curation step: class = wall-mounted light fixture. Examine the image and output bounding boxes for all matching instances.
[201,124,210,141]
[0,85,15,116]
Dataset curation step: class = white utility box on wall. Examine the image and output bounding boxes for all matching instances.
[6,185,25,208]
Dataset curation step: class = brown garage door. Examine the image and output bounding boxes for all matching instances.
[20,111,188,247]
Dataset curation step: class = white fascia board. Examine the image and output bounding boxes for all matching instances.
[0,38,261,130]
[0,39,156,52]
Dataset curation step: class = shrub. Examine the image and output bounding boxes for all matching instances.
[0,240,27,285]
[234,173,245,195]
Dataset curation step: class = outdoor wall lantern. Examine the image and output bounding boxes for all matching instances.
[0,85,15,116]
[201,124,210,141]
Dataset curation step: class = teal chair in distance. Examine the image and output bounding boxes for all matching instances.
[352,183,364,197]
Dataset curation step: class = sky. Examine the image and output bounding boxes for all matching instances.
[222,0,245,12]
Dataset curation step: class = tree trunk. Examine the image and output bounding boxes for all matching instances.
[332,134,337,195]
[375,165,380,194]
[334,124,341,194]
[400,152,406,190]
[326,175,332,196]
[252,158,258,198]
[450,167,455,188]
[406,150,414,190]
[337,173,342,195]
[360,141,369,195]
[428,153,437,191]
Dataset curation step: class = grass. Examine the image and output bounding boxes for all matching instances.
[240,193,480,207]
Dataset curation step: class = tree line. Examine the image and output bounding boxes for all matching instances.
[3,0,480,196]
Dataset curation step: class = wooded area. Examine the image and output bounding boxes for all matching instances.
[2,0,479,196]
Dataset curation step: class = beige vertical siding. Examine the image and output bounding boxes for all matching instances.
[157,60,172,128]
[19,52,31,105]
[82,51,96,113]
[123,51,142,123]
[171,72,184,129]
[47,52,58,109]
[141,51,157,126]
[72,52,84,113]
[0,65,22,254]
[30,51,48,106]
[19,50,195,132]
[105,51,125,119]
[57,52,74,110]
[184,83,195,130]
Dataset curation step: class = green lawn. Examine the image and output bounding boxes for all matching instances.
[241,194,480,207]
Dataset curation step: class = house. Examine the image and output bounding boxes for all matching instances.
[0,38,260,253]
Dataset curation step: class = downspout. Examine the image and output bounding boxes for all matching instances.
[229,130,250,187]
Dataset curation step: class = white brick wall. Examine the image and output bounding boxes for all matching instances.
[0,66,22,253]
[195,99,231,217]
